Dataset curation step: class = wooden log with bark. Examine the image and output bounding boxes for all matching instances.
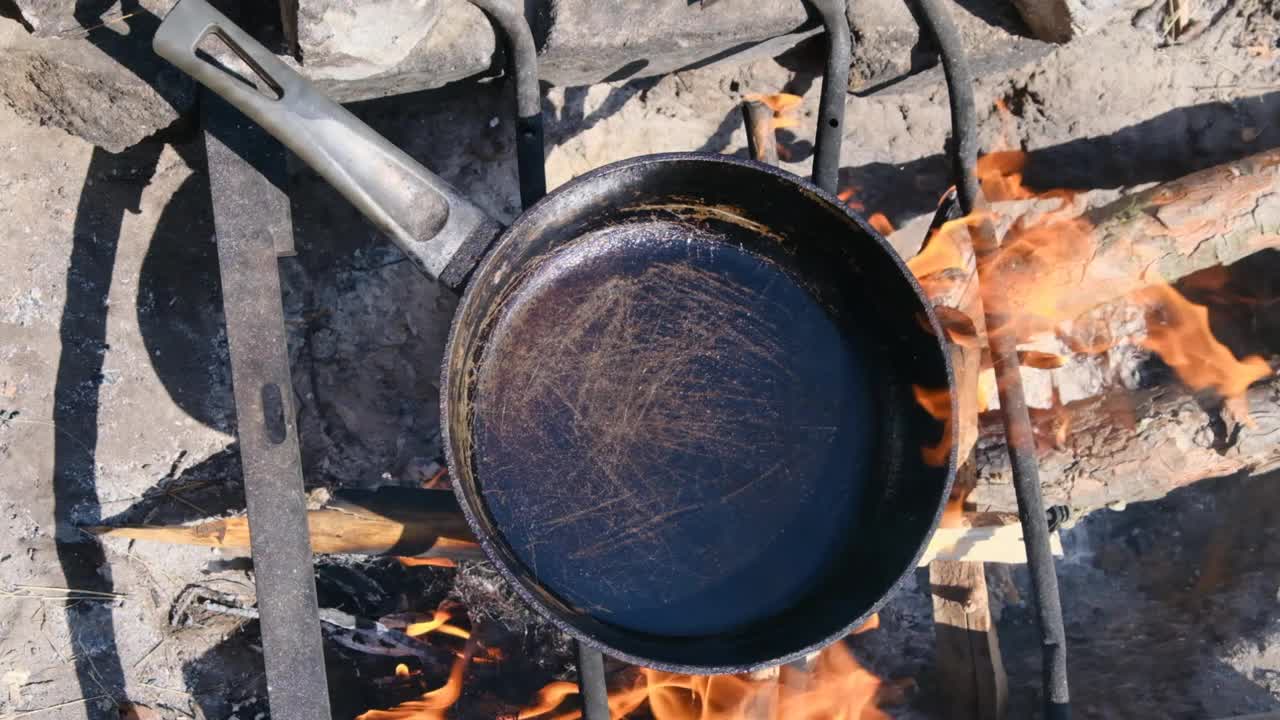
[969,372,1280,516]
[919,148,1280,348]
[909,149,1280,516]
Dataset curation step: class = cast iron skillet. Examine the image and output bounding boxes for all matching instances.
[155,0,957,674]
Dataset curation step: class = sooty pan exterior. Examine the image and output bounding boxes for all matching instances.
[443,153,955,673]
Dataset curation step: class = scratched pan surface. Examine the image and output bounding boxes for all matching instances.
[443,154,954,673]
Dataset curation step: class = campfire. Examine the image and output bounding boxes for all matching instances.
[316,108,1276,719]
[6,0,1278,717]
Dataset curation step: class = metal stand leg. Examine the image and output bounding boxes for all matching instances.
[576,642,610,720]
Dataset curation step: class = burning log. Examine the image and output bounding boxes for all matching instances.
[970,371,1280,516]
[986,147,1280,337]
[915,147,1280,349]
[908,149,1280,516]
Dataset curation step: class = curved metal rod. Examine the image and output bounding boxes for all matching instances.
[467,0,547,207]
[806,0,850,193]
[913,0,1071,717]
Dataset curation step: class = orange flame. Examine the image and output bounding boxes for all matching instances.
[397,556,458,568]
[519,639,891,720]
[851,613,881,634]
[867,212,895,236]
[910,114,1272,419]
[395,663,411,678]
[405,610,471,640]
[911,385,952,467]
[1134,283,1270,419]
[359,648,470,720]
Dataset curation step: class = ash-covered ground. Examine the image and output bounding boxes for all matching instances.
[1,2,1278,717]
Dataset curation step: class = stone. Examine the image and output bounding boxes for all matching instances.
[0,14,195,153]
[847,0,1055,97]
[291,0,495,101]
[292,0,817,101]
[535,0,814,88]
[1019,0,1205,44]
[10,0,171,37]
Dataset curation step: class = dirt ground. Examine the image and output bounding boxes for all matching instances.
[0,1,1278,717]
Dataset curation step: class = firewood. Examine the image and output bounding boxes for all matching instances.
[929,560,1008,720]
[993,148,1280,336]
[740,100,779,165]
[971,372,1280,516]
[909,150,1280,516]
[920,520,1064,565]
[916,148,1280,349]
[89,487,485,562]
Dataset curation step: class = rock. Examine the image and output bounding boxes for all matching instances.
[10,0,171,37]
[296,0,444,75]
[293,0,817,102]
[291,0,495,101]
[535,0,814,87]
[0,14,195,152]
[848,0,1054,97]
[1019,0,1205,43]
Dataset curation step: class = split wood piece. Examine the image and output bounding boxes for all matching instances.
[1002,148,1280,335]
[972,371,1280,517]
[929,560,1008,720]
[90,487,485,563]
[741,100,779,165]
[920,515,1063,565]
[743,665,781,720]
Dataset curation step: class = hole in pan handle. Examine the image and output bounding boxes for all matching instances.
[152,0,504,288]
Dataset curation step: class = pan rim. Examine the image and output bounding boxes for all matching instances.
[440,151,958,674]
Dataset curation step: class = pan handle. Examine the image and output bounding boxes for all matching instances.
[154,0,502,288]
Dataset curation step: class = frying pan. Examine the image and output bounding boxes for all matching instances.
[154,0,956,673]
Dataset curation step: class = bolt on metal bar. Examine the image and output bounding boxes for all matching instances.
[911,0,1071,717]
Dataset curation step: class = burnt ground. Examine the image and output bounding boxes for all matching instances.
[1,1,1279,717]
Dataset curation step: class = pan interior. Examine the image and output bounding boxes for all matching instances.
[469,219,877,637]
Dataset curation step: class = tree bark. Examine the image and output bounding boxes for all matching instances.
[970,373,1280,516]
[986,147,1280,337]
